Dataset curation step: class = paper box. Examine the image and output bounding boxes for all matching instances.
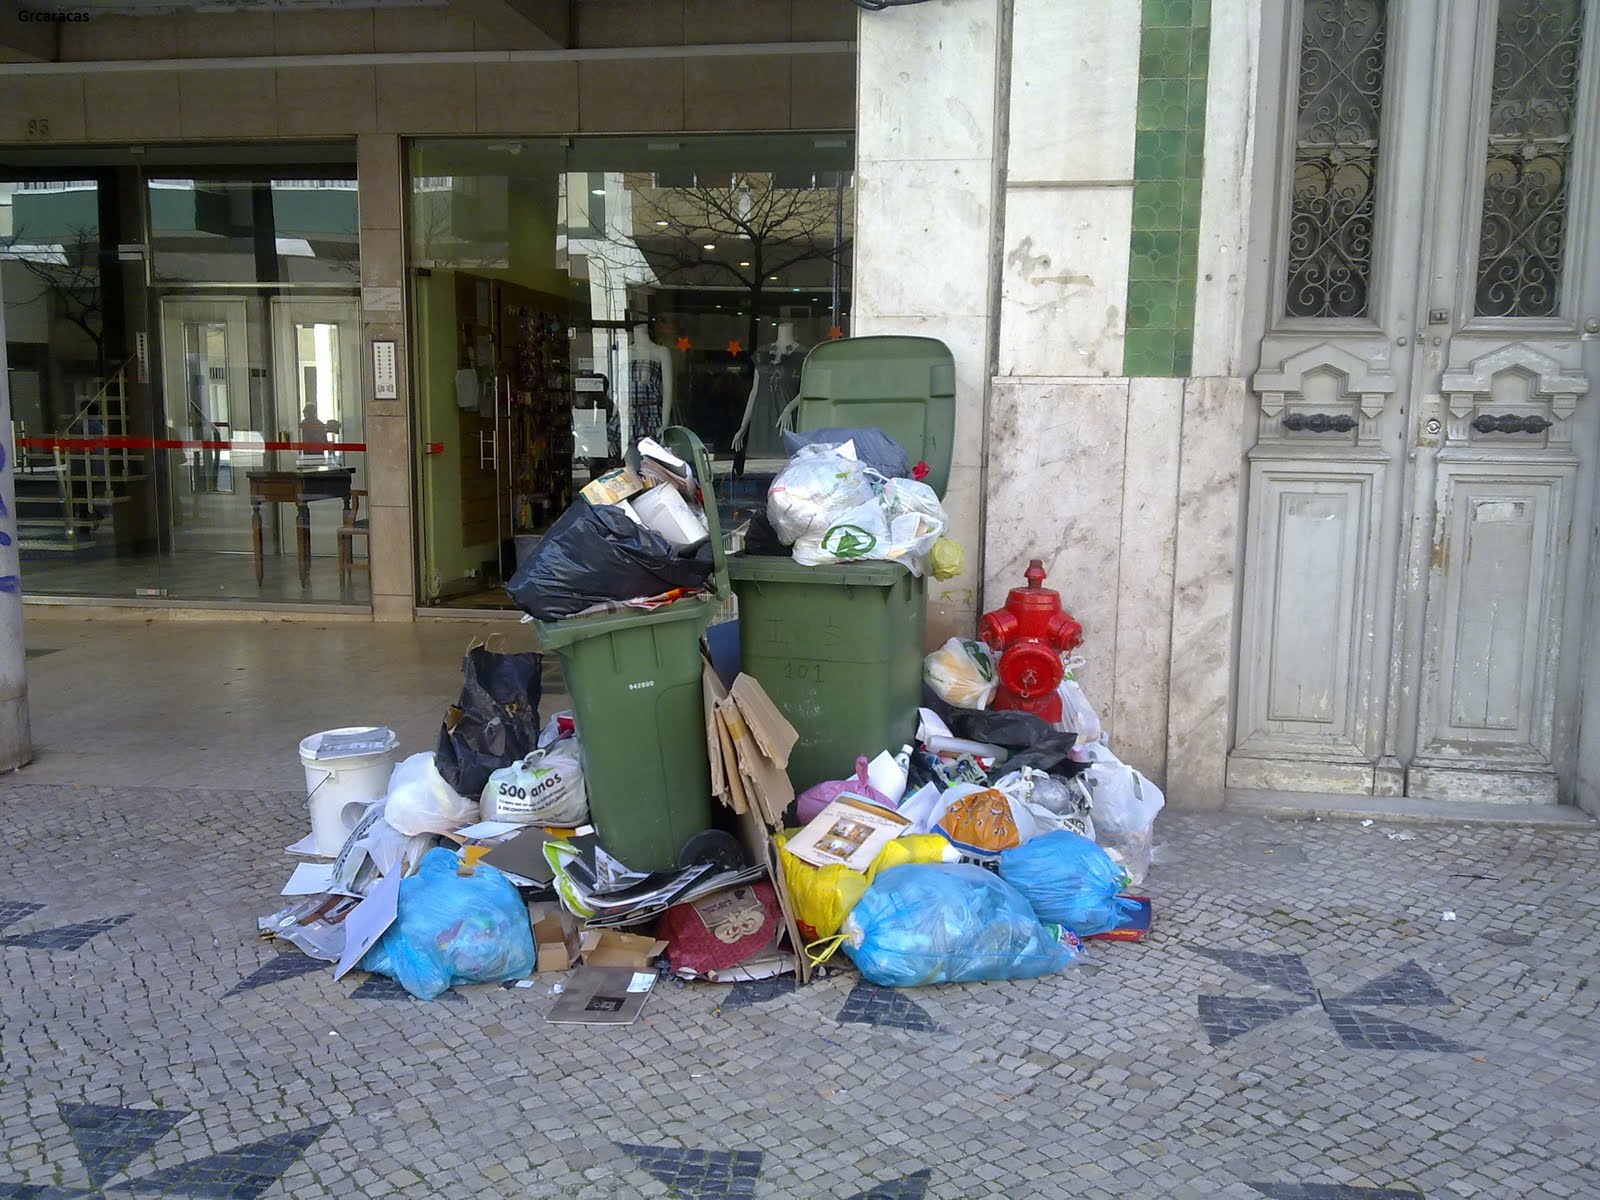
[534,914,582,972]
[630,484,709,548]
[580,467,647,507]
[579,929,669,971]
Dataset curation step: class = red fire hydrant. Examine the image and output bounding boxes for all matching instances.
[977,559,1083,723]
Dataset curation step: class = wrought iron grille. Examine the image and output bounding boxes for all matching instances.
[1284,0,1388,319]
[1475,0,1586,317]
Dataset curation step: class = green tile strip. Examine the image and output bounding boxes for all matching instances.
[1124,0,1210,377]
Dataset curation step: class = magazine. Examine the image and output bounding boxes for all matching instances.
[783,793,910,872]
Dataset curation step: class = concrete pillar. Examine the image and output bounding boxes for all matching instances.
[0,269,33,771]
[356,134,418,622]
[852,0,1006,646]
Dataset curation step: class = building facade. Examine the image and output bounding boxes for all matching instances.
[3,0,1597,816]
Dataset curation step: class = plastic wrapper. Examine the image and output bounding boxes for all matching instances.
[358,848,537,1000]
[766,445,875,546]
[780,427,911,480]
[384,752,480,837]
[998,829,1144,937]
[792,492,947,576]
[506,499,714,620]
[924,638,998,709]
[481,738,589,826]
[435,644,544,799]
[841,863,1082,987]
[930,537,966,581]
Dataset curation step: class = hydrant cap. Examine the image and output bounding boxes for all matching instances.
[1025,559,1047,589]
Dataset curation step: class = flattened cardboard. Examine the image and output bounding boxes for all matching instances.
[719,696,792,827]
[715,706,751,817]
[702,661,729,803]
[579,929,669,971]
[730,673,799,769]
[546,966,656,1025]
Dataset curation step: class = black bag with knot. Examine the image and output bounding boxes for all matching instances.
[435,643,544,800]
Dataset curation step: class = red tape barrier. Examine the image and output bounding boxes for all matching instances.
[17,436,367,453]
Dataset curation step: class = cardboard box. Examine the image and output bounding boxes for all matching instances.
[534,914,582,972]
[579,929,669,971]
[580,467,647,507]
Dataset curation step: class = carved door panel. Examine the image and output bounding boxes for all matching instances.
[1230,0,1599,803]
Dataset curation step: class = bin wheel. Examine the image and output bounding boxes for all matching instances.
[679,829,746,872]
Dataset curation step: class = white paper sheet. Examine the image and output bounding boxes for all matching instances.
[333,866,403,981]
[282,862,340,896]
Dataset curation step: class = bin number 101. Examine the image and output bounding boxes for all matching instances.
[782,661,824,683]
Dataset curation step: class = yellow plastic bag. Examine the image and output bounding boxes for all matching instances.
[777,832,962,948]
[775,831,867,944]
[930,537,966,581]
[866,833,960,882]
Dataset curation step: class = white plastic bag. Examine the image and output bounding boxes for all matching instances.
[924,638,998,709]
[362,810,438,878]
[1080,749,1165,884]
[480,739,589,826]
[792,485,947,576]
[1053,659,1104,744]
[384,752,480,836]
[767,445,875,546]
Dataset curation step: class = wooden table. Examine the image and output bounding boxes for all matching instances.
[247,468,355,587]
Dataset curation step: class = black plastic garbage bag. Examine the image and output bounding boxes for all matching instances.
[435,643,543,799]
[781,426,912,480]
[913,695,1087,780]
[506,500,715,621]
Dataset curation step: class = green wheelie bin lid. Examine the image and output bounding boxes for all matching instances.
[786,335,956,497]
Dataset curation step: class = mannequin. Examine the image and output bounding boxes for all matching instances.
[734,321,807,460]
[626,323,674,445]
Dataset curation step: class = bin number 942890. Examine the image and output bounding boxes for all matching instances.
[782,661,824,683]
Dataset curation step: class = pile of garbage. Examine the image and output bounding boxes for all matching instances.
[259,422,1165,1013]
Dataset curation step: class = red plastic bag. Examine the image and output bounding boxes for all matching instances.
[660,882,781,976]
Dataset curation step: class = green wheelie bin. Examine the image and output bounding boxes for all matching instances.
[725,335,956,795]
[533,427,728,872]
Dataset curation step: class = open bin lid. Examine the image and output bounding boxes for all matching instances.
[789,335,956,497]
[651,424,729,600]
[533,425,726,651]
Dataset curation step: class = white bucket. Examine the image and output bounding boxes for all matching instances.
[299,727,401,856]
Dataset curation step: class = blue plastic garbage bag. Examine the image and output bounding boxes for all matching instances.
[359,847,536,1000]
[840,863,1081,987]
[997,830,1143,936]
[781,426,912,480]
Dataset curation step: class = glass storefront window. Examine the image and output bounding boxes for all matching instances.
[2,152,363,606]
[406,134,855,608]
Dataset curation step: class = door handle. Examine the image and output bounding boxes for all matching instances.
[1283,413,1357,433]
[1471,414,1552,435]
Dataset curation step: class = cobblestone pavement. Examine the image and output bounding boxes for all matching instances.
[1,782,1596,1199]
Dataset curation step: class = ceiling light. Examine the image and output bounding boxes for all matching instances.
[655,220,668,226]
[591,187,605,196]
[703,243,716,251]
[738,261,750,267]
[768,275,778,282]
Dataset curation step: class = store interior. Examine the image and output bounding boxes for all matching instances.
[2,142,367,605]
[407,133,855,608]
